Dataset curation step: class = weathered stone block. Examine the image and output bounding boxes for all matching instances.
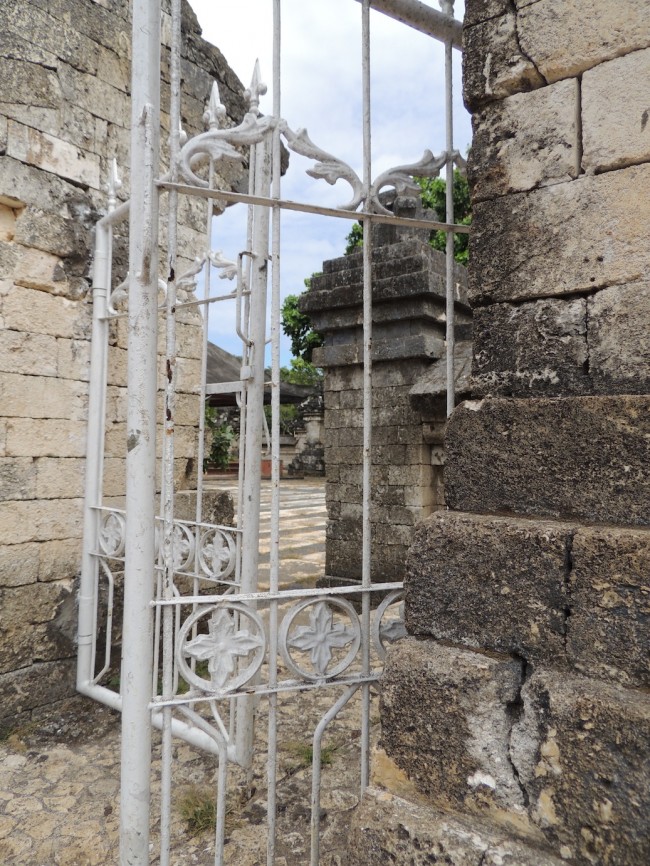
[54,339,91,389]
[1,284,88,339]
[0,456,36,501]
[0,542,39,587]
[35,458,85,499]
[5,418,86,458]
[582,49,650,174]
[406,512,573,663]
[463,12,545,111]
[464,0,511,28]
[0,329,57,377]
[0,372,88,421]
[588,281,650,395]
[445,396,650,526]
[7,121,100,189]
[0,658,76,722]
[469,79,579,202]
[0,498,83,544]
[0,578,76,674]
[348,788,563,866]
[568,526,650,688]
[517,0,650,84]
[472,297,588,397]
[469,165,650,307]
[511,670,650,865]
[37,538,81,583]
[381,639,526,814]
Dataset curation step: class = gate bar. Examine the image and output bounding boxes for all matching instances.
[120,0,160,861]
[353,0,462,48]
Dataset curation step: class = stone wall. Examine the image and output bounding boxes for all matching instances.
[0,0,245,729]
[303,199,470,585]
[351,2,650,865]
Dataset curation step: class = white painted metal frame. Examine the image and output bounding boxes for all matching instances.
[77,1,466,864]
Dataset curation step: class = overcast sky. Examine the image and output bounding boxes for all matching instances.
[187,0,470,365]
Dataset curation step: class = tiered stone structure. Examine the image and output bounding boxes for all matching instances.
[302,202,470,585]
[0,0,244,730]
[350,2,650,865]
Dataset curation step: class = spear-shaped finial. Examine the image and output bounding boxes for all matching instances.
[245,59,267,114]
[106,157,122,210]
[203,80,227,130]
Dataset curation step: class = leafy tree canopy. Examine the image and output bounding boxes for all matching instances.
[281,276,324,363]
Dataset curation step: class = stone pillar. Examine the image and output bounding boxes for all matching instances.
[352,3,650,865]
[302,197,470,584]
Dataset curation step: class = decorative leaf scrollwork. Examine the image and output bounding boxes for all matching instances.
[177,602,266,693]
[280,598,361,681]
[207,250,238,282]
[176,74,274,188]
[280,122,365,211]
[369,149,449,214]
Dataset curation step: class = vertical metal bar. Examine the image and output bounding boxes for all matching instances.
[120,0,160,861]
[77,220,109,693]
[310,686,359,866]
[267,4,282,862]
[236,130,272,769]
[159,0,182,861]
[360,0,373,795]
[442,0,456,417]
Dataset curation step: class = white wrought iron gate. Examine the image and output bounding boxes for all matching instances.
[77,1,465,863]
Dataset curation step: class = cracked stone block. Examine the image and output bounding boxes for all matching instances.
[381,638,527,815]
[405,512,573,665]
[469,164,650,307]
[511,670,650,865]
[582,48,650,174]
[568,525,650,688]
[517,0,650,84]
[588,281,650,395]
[445,396,650,526]
[464,0,511,29]
[472,297,589,397]
[0,658,77,723]
[347,787,564,866]
[463,12,545,112]
[469,79,579,202]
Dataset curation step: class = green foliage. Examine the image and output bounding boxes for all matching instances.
[178,787,217,833]
[280,357,323,387]
[344,221,364,254]
[281,280,324,363]
[342,170,472,265]
[204,406,235,470]
[284,740,338,772]
[417,171,472,265]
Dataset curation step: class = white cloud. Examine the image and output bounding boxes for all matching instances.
[186,0,470,363]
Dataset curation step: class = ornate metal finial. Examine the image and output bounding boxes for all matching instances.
[245,59,267,114]
[106,158,122,210]
[203,80,227,130]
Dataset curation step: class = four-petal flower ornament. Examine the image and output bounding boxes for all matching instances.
[184,607,264,690]
[99,512,125,557]
[287,601,356,677]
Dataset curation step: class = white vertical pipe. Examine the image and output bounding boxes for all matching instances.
[77,222,109,693]
[236,135,272,769]
[360,0,372,795]
[267,3,282,862]
[442,0,456,417]
[120,0,160,862]
[159,0,182,861]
